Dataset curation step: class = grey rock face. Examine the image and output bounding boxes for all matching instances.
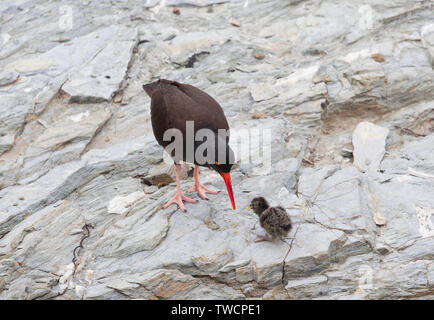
[0,0,433,300]
[0,135,14,156]
[0,70,19,87]
[62,26,138,102]
[421,24,434,66]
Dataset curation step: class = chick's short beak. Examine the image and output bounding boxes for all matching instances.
[247,205,252,211]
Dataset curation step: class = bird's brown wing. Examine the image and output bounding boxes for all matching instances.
[147,79,230,159]
[173,81,230,135]
[149,88,170,147]
[149,81,205,148]
[148,79,229,135]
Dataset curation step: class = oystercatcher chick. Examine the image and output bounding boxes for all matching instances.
[143,79,236,212]
[248,197,292,242]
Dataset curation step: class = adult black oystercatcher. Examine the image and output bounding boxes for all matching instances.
[143,79,236,212]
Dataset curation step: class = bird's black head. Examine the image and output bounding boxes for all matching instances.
[249,197,269,216]
[193,130,236,210]
[210,143,235,210]
[209,157,233,175]
[206,133,234,173]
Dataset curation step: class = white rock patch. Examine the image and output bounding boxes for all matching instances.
[352,121,389,172]
[107,191,146,215]
[415,206,434,238]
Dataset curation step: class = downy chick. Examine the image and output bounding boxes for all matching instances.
[248,197,292,242]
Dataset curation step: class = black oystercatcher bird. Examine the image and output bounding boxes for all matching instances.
[248,197,292,242]
[143,79,236,212]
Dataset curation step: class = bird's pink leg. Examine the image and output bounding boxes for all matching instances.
[163,164,198,212]
[187,165,219,200]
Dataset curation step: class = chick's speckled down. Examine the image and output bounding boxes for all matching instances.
[250,197,292,240]
[260,206,292,238]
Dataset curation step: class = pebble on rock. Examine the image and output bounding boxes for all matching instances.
[252,112,268,119]
[371,53,386,62]
[254,51,265,60]
[230,19,241,27]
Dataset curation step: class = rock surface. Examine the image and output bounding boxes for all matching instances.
[0,0,433,300]
[61,26,138,102]
[352,122,389,172]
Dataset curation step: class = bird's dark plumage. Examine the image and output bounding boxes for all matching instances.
[143,79,229,146]
[250,197,292,240]
[142,79,236,211]
[143,79,232,170]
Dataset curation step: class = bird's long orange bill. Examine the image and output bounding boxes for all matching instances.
[221,172,236,210]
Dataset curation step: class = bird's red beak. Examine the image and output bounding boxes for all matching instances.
[220,172,236,210]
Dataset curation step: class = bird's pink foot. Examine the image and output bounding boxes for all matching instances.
[163,191,198,212]
[187,183,219,200]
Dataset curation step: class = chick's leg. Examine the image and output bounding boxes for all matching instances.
[254,234,275,243]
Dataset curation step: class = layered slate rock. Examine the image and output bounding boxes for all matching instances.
[62,26,138,102]
[0,0,433,300]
